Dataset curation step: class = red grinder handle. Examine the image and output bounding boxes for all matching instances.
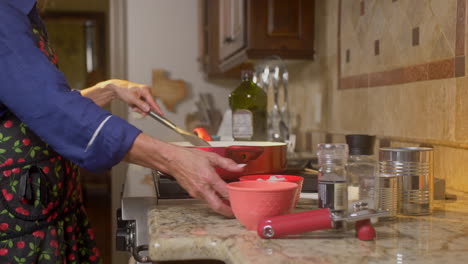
[257,208,333,239]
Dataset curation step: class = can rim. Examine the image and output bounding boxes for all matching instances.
[379,147,433,152]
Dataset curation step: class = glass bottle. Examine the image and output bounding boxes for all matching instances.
[345,135,378,213]
[317,143,349,218]
[229,70,267,141]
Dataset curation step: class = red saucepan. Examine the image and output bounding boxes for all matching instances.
[173,141,287,181]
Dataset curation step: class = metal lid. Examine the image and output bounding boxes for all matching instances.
[379,147,433,162]
[345,134,375,156]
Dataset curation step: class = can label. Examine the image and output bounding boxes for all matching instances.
[232,109,253,139]
[318,181,346,211]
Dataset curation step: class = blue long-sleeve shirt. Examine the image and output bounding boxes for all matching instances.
[0,0,142,172]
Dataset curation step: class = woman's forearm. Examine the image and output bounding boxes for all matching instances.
[123,133,172,172]
[80,80,117,107]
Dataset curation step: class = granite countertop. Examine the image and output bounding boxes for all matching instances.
[148,191,468,264]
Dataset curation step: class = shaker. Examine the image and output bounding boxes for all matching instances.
[345,135,378,212]
[317,144,349,218]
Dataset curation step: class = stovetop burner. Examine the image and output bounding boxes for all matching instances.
[152,168,318,200]
[152,170,191,199]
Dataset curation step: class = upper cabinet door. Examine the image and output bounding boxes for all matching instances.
[219,0,246,60]
[201,0,315,77]
[248,0,315,58]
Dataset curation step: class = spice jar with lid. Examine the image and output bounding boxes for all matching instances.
[317,143,349,218]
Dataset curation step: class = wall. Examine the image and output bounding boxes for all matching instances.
[126,0,238,142]
[289,0,468,193]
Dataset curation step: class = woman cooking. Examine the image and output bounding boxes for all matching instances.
[0,0,243,263]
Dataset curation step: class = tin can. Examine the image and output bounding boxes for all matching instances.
[379,147,433,216]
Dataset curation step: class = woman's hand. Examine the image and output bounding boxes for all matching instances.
[163,147,243,217]
[105,79,163,116]
[124,134,245,217]
[81,79,163,116]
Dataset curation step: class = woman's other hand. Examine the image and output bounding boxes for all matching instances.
[104,79,163,116]
[82,79,163,116]
[125,134,245,217]
[163,147,244,217]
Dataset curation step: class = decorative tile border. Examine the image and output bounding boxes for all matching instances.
[456,0,466,56]
[412,27,420,46]
[338,0,467,90]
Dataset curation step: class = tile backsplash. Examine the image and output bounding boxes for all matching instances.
[287,0,468,193]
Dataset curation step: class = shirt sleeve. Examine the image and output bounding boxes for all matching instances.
[0,8,142,172]
[7,0,36,15]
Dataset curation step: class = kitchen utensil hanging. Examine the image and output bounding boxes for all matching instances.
[255,56,290,143]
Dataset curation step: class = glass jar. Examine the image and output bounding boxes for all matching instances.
[317,143,349,217]
[345,135,378,212]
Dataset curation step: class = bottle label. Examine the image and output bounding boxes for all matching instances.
[232,109,253,139]
[318,181,346,211]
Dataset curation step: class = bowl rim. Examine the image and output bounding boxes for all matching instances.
[227,181,298,192]
[239,174,304,182]
[172,141,287,147]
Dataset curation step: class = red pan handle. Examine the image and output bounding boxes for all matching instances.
[257,208,333,239]
[225,146,264,163]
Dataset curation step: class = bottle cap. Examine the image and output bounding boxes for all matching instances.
[241,69,254,81]
[345,134,375,156]
[316,143,349,164]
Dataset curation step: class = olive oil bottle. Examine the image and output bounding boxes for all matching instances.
[229,70,267,141]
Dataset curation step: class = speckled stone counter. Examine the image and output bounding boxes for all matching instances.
[148,191,468,264]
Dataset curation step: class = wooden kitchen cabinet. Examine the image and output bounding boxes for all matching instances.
[201,0,315,77]
[219,0,246,61]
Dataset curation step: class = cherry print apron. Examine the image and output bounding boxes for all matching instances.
[0,8,101,264]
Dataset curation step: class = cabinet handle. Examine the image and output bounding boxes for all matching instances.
[224,36,236,43]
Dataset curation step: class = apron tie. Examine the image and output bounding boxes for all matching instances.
[18,165,49,206]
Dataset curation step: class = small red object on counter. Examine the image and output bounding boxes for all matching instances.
[193,127,212,141]
[355,219,376,241]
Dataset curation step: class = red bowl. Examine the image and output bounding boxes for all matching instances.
[227,181,298,230]
[239,174,304,207]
